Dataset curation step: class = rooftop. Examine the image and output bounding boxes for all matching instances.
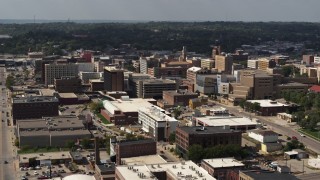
[187,66,202,72]
[202,157,244,168]
[121,155,167,165]
[17,116,84,130]
[309,85,320,93]
[116,161,215,180]
[240,170,298,180]
[143,78,176,84]
[58,93,78,99]
[19,151,71,164]
[195,116,259,127]
[163,90,198,96]
[13,96,59,103]
[102,98,156,113]
[246,100,289,108]
[249,130,278,136]
[104,66,124,72]
[139,106,177,122]
[177,126,240,135]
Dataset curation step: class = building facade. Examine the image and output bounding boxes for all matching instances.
[103,66,124,91]
[45,63,79,86]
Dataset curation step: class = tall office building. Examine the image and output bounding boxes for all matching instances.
[215,55,233,73]
[44,63,79,86]
[103,66,124,91]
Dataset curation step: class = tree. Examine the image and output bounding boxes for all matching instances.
[173,107,182,119]
[5,75,14,89]
[89,101,103,114]
[66,140,75,149]
[283,139,305,151]
[81,138,91,149]
[188,144,204,162]
[169,132,176,144]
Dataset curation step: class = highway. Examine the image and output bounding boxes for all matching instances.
[211,100,320,154]
[0,67,15,180]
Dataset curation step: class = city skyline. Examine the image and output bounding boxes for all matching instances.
[0,0,320,22]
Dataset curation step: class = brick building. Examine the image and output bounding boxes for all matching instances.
[162,90,198,107]
[54,76,82,93]
[116,139,157,165]
[12,96,59,124]
[175,126,242,158]
[103,66,124,91]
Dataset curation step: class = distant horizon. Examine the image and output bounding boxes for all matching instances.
[1,18,320,24]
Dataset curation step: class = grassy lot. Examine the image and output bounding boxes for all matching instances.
[299,129,320,141]
[18,147,69,154]
[96,113,110,124]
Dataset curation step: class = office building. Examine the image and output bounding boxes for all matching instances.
[201,59,215,70]
[54,76,82,93]
[148,66,187,79]
[138,106,178,141]
[45,62,79,86]
[133,78,177,99]
[116,139,157,165]
[215,55,233,73]
[246,100,289,116]
[161,90,198,107]
[16,116,91,147]
[175,126,242,158]
[12,96,59,124]
[79,72,102,84]
[103,66,124,91]
[247,60,259,69]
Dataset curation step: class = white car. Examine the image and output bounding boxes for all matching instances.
[300,133,306,137]
[34,171,39,175]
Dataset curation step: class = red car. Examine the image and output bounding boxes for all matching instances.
[292,136,298,140]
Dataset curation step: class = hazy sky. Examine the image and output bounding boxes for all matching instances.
[1,0,319,22]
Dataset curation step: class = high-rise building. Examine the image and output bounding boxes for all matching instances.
[45,63,79,86]
[103,66,124,91]
[215,55,233,73]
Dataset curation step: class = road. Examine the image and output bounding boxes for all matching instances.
[0,67,16,180]
[212,100,320,154]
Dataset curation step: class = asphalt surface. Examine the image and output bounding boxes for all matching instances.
[0,67,15,180]
[211,100,320,154]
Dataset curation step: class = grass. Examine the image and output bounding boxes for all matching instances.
[299,129,320,141]
[96,113,111,124]
[18,147,69,154]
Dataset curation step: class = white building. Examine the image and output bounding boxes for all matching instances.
[194,116,259,131]
[247,59,259,69]
[138,106,178,141]
[45,63,79,86]
[139,58,148,74]
[248,130,278,143]
[314,56,320,64]
[115,161,215,180]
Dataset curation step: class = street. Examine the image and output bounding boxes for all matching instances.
[211,100,320,154]
[0,67,16,180]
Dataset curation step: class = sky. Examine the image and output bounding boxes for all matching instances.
[0,0,319,22]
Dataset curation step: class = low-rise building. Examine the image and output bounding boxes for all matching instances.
[201,158,245,180]
[246,100,289,116]
[175,126,242,158]
[189,96,208,109]
[248,130,278,143]
[16,116,91,147]
[19,151,72,167]
[284,149,309,160]
[101,97,156,125]
[115,161,215,180]
[161,89,198,107]
[54,76,82,93]
[12,96,59,124]
[239,170,298,180]
[116,139,157,165]
[121,155,166,165]
[138,106,178,141]
[194,116,259,131]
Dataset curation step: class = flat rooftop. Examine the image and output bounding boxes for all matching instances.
[17,116,84,130]
[13,96,59,103]
[195,116,259,127]
[139,106,177,122]
[58,93,78,99]
[163,90,198,96]
[143,79,176,84]
[246,100,289,108]
[202,158,244,168]
[121,155,166,165]
[103,98,156,113]
[19,151,71,164]
[178,126,240,135]
[116,161,215,180]
[240,170,298,180]
[104,66,124,72]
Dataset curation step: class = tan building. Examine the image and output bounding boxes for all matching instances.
[45,62,79,86]
[215,55,233,73]
[201,59,215,70]
[162,90,198,107]
[258,58,276,70]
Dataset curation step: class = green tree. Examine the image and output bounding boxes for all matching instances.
[173,107,182,119]
[89,101,103,114]
[66,140,75,149]
[81,138,91,149]
[188,144,204,162]
[169,132,176,144]
[5,75,14,88]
